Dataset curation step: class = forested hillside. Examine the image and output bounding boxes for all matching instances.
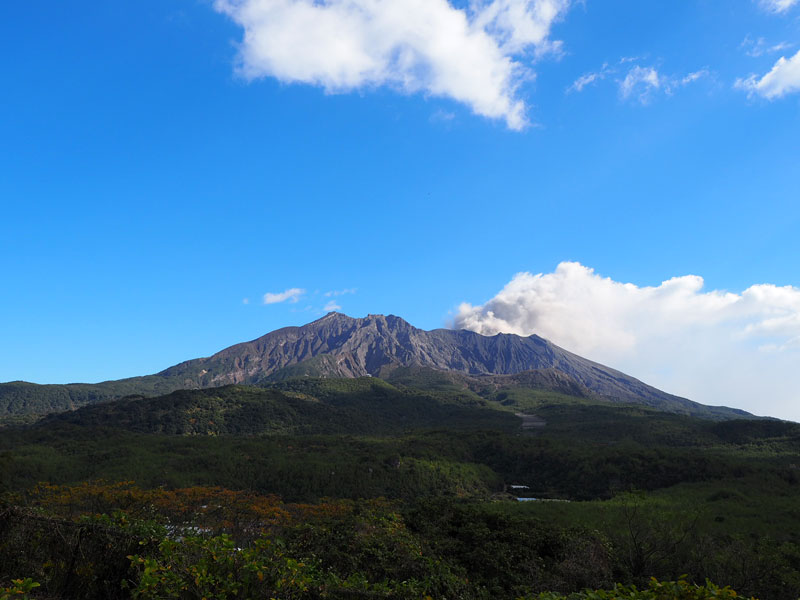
[1,375,799,599]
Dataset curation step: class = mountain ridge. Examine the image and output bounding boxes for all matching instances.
[0,312,750,420]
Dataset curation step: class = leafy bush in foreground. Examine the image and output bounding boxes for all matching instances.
[2,482,796,599]
[0,579,39,600]
[528,577,752,599]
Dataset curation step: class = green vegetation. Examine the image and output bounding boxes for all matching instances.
[0,377,190,421]
[1,374,799,598]
[529,578,750,599]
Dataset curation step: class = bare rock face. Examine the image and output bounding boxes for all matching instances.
[156,312,736,416]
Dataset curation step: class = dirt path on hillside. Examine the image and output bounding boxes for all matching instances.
[515,412,546,430]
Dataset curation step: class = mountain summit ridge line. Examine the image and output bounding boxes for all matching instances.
[0,312,749,419]
[159,312,739,414]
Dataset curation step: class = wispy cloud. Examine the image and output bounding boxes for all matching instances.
[619,65,661,103]
[430,109,457,124]
[567,59,707,102]
[736,49,800,99]
[566,62,611,93]
[679,69,709,85]
[454,262,800,421]
[324,288,357,298]
[323,300,342,312]
[758,0,799,14]
[741,34,793,58]
[263,287,306,304]
[618,66,709,103]
[213,0,574,130]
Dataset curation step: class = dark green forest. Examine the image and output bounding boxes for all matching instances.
[2,374,799,599]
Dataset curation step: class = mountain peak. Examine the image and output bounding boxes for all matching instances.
[1,312,749,420]
[146,312,735,417]
[313,310,353,321]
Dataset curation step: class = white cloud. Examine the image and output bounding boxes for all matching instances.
[617,65,708,102]
[454,262,800,421]
[471,0,570,57]
[735,49,800,99]
[741,35,793,58]
[213,0,573,130]
[679,69,709,85]
[759,0,799,14]
[263,287,306,304]
[619,65,661,103]
[566,63,611,93]
[567,71,602,93]
[569,60,707,100]
[323,300,342,312]
[242,297,250,304]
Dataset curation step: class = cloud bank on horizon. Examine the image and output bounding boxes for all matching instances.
[213,0,572,130]
[455,263,800,420]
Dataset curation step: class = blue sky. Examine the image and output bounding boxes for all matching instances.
[2,1,799,419]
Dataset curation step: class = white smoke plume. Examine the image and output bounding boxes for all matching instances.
[455,262,800,421]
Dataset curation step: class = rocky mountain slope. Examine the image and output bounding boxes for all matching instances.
[1,312,749,419]
[159,312,744,417]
